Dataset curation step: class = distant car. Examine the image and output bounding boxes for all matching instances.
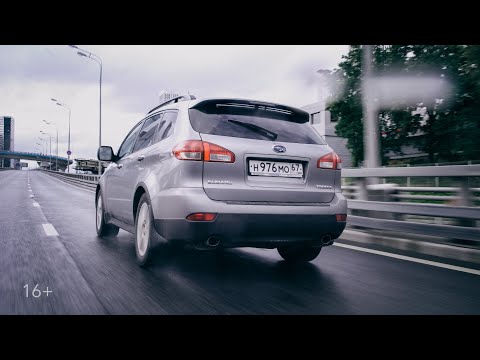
[96,96,347,266]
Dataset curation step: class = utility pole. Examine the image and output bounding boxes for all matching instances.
[362,45,382,172]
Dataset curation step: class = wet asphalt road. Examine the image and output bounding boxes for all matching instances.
[1,169,479,314]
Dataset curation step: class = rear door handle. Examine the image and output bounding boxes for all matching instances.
[117,164,123,169]
[137,155,145,162]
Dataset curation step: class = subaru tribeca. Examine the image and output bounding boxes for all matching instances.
[96,96,347,266]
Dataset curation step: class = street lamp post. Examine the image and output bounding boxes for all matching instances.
[361,45,381,188]
[51,99,71,173]
[40,131,52,170]
[38,137,46,156]
[43,120,58,171]
[361,45,381,170]
[69,45,103,176]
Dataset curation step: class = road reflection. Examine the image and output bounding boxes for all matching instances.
[141,243,353,314]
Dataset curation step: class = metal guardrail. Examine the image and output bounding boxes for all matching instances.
[343,186,480,201]
[342,165,480,177]
[347,200,480,220]
[342,165,480,243]
[347,215,480,242]
[41,169,99,191]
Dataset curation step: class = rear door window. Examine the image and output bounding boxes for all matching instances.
[132,113,162,153]
[153,111,178,144]
[188,100,326,145]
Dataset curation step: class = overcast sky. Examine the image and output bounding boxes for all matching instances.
[0,45,349,164]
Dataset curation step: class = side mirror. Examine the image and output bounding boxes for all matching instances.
[97,146,115,161]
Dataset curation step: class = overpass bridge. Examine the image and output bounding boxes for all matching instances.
[0,150,72,171]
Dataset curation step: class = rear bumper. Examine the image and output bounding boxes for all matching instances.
[151,188,347,249]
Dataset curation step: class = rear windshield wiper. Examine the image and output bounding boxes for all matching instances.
[227,119,278,141]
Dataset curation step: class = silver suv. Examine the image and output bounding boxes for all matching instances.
[96,96,347,266]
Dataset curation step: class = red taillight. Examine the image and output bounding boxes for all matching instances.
[317,151,342,170]
[336,214,347,222]
[203,142,235,163]
[172,140,203,161]
[186,213,217,221]
[172,141,235,163]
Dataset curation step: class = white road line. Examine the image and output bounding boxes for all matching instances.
[29,195,34,198]
[32,202,40,207]
[42,223,59,236]
[333,242,480,276]
[28,189,32,192]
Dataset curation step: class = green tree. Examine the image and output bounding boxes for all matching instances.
[329,45,480,166]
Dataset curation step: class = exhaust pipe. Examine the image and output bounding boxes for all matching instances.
[321,235,333,246]
[206,236,221,248]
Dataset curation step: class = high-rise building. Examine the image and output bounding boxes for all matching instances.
[0,116,15,168]
[159,89,179,104]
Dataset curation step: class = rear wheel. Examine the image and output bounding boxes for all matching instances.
[96,190,119,237]
[277,246,321,263]
[135,194,155,267]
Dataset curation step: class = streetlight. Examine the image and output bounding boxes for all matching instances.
[38,137,45,154]
[69,45,103,176]
[51,98,71,172]
[35,142,42,154]
[40,131,52,170]
[38,136,48,168]
[43,120,58,171]
[35,142,42,156]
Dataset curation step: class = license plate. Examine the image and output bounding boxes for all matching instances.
[249,160,303,178]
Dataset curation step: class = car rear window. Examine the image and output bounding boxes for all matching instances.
[189,100,326,145]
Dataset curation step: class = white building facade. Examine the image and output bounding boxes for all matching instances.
[159,90,180,104]
[301,103,352,168]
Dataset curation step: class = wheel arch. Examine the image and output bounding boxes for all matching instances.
[133,183,153,223]
[95,184,100,207]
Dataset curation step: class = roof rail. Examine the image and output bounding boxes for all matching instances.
[147,94,196,114]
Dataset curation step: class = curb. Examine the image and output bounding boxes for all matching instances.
[339,229,480,264]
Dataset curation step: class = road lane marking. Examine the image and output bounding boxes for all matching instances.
[42,223,59,236]
[32,202,40,207]
[334,243,480,276]
[29,195,34,198]
[28,189,32,192]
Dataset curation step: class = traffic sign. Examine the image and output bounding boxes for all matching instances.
[67,150,72,156]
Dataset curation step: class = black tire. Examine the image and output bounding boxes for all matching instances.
[134,193,155,267]
[277,246,322,263]
[96,190,119,237]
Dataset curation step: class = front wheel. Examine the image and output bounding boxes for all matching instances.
[277,246,321,263]
[135,194,155,267]
[96,190,119,237]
